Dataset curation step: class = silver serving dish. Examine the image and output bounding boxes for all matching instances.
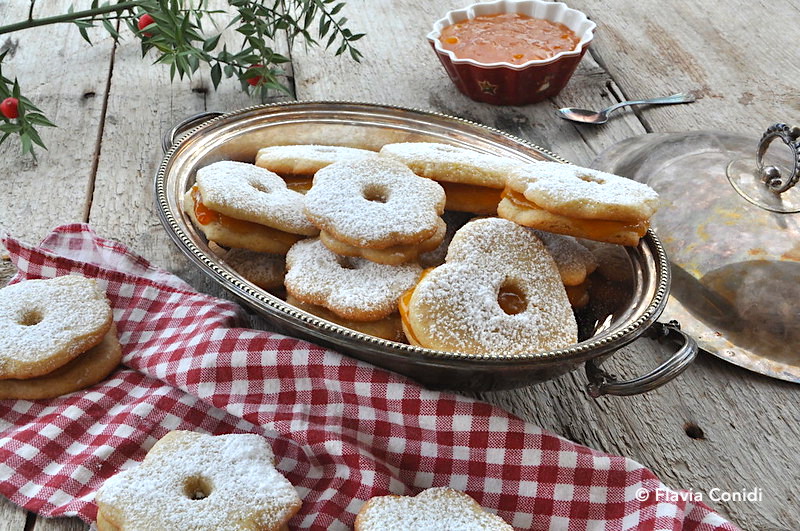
[156,101,696,394]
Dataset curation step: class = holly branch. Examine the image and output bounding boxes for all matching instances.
[0,0,364,157]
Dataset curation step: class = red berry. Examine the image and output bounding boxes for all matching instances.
[246,64,264,86]
[0,97,19,119]
[138,14,155,37]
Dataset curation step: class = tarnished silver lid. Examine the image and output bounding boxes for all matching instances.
[592,124,800,383]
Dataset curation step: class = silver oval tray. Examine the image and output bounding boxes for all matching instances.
[156,102,672,391]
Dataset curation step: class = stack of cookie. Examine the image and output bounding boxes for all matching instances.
[0,275,121,400]
[183,141,660,355]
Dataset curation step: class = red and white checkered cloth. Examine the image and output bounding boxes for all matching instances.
[0,224,737,530]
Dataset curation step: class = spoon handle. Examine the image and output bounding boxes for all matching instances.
[605,92,696,114]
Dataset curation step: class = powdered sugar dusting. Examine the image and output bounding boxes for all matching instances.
[196,161,318,235]
[304,158,445,247]
[379,142,522,188]
[256,144,378,173]
[95,431,301,530]
[356,487,512,530]
[508,161,660,221]
[0,275,111,376]
[408,218,577,355]
[285,239,422,321]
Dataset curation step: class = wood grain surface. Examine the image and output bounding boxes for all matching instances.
[1,1,798,529]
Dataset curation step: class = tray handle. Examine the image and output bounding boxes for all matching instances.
[162,111,224,154]
[585,320,698,397]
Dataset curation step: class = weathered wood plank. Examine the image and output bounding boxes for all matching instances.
[567,0,800,137]
[0,0,112,253]
[0,496,26,531]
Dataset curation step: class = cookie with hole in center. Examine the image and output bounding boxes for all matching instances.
[185,161,318,254]
[0,275,113,380]
[0,323,122,400]
[95,430,302,531]
[285,238,422,322]
[399,217,577,355]
[303,158,446,264]
[498,161,659,246]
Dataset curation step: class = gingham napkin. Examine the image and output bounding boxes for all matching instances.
[0,224,737,530]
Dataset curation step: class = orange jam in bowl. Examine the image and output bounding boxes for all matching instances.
[428,1,596,105]
[439,13,580,65]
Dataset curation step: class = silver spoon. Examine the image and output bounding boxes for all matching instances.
[557,92,696,124]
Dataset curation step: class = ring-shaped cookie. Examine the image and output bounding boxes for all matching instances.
[195,160,318,236]
[499,161,659,246]
[0,275,113,380]
[303,158,445,249]
[0,324,121,400]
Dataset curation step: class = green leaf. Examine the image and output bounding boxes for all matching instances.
[20,132,32,155]
[211,62,222,88]
[79,26,92,44]
[24,125,46,148]
[26,114,57,128]
[203,34,220,52]
[102,17,120,40]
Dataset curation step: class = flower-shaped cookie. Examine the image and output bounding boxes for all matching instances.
[401,217,578,355]
[285,238,422,321]
[303,158,445,263]
[95,431,302,531]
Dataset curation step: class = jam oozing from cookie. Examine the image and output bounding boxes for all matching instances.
[502,189,649,239]
[439,13,580,64]
[191,186,218,225]
[398,269,432,347]
[282,175,314,193]
[497,283,527,315]
[191,186,301,246]
[439,181,503,215]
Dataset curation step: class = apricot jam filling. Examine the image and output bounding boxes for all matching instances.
[281,175,314,193]
[439,181,503,215]
[190,186,301,246]
[398,269,432,346]
[502,189,649,239]
[497,283,527,315]
[439,13,580,65]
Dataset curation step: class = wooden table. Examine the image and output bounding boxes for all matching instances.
[1,1,798,529]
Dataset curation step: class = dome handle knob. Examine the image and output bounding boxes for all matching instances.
[756,123,800,194]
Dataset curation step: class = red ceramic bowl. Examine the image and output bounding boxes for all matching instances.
[428,0,596,106]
